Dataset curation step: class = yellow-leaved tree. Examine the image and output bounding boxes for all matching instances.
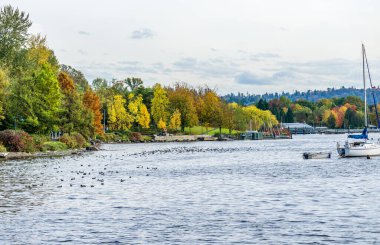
[138,104,151,129]
[169,109,181,131]
[157,118,166,131]
[151,84,169,128]
[108,95,133,130]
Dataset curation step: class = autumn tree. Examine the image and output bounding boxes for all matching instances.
[151,83,169,127]
[58,71,94,137]
[167,83,198,131]
[61,64,90,93]
[157,118,166,131]
[108,95,133,131]
[168,109,181,131]
[199,90,223,130]
[138,104,150,129]
[83,89,104,135]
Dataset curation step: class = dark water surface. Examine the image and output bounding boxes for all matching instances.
[1,134,380,244]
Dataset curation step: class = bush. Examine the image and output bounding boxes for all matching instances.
[32,134,49,151]
[0,130,36,152]
[98,132,130,143]
[0,144,6,152]
[141,135,152,142]
[72,132,86,148]
[59,133,87,149]
[59,134,77,149]
[42,141,68,151]
[129,132,142,142]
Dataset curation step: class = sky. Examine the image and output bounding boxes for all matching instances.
[4,0,380,95]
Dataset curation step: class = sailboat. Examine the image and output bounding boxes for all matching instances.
[337,44,380,157]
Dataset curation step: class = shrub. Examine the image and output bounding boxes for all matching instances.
[0,130,36,152]
[42,141,68,151]
[0,144,6,152]
[142,135,152,142]
[129,132,142,142]
[32,134,49,151]
[72,132,86,148]
[59,133,87,149]
[59,134,77,149]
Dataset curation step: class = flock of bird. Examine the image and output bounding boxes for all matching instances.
[17,145,256,190]
[128,146,258,157]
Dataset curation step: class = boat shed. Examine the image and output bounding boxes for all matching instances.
[281,123,315,134]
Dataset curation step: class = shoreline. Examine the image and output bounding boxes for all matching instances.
[0,149,88,161]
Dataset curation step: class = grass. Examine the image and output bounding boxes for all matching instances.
[183,126,238,135]
[42,141,68,151]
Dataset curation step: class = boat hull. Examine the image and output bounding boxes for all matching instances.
[337,144,380,157]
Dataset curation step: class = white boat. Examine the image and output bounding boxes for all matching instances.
[337,44,380,157]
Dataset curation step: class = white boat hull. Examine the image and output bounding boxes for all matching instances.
[337,143,380,157]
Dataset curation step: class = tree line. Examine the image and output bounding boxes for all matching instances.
[0,5,372,141]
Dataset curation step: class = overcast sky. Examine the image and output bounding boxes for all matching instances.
[4,0,380,94]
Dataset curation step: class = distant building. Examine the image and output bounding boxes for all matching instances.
[281,123,315,134]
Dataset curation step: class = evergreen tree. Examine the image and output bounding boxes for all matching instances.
[285,107,294,123]
[257,99,269,110]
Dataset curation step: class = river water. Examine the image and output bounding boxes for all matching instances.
[1,134,380,244]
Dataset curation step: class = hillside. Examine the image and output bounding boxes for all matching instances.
[222,86,380,105]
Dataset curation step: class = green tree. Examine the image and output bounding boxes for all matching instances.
[327,114,336,129]
[285,106,294,123]
[9,63,61,133]
[0,68,10,124]
[0,5,32,74]
[256,99,269,110]
[124,77,143,91]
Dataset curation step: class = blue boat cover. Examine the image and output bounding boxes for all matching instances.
[348,127,368,139]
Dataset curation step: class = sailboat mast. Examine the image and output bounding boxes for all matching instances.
[363,44,368,127]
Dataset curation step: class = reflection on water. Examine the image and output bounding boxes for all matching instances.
[1,134,380,244]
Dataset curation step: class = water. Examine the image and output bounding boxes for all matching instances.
[1,134,380,244]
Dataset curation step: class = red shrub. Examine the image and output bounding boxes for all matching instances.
[0,130,36,152]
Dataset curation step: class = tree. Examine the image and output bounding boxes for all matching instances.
[138,104,150,129]
[151,83,169,127]
[157,118,166,131]
[243,105,278,130]
[167,83,198,131]
[257,99,269,110]
[83,89,104,135]
[128,93,143,123]
[27,34,59,72]
[0,5,32,73]
[58,71,94,137]
[9,63,61,133]
[344,108,364,128]
[0,69,9,124]
[60,64,90,93]
[199,90,223,129]
[293,104,312,123]
[124,77,143,91]
[108,95,133,131]
[327,114,336,129]
[285,106,294,123]
[168,109,181,131]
